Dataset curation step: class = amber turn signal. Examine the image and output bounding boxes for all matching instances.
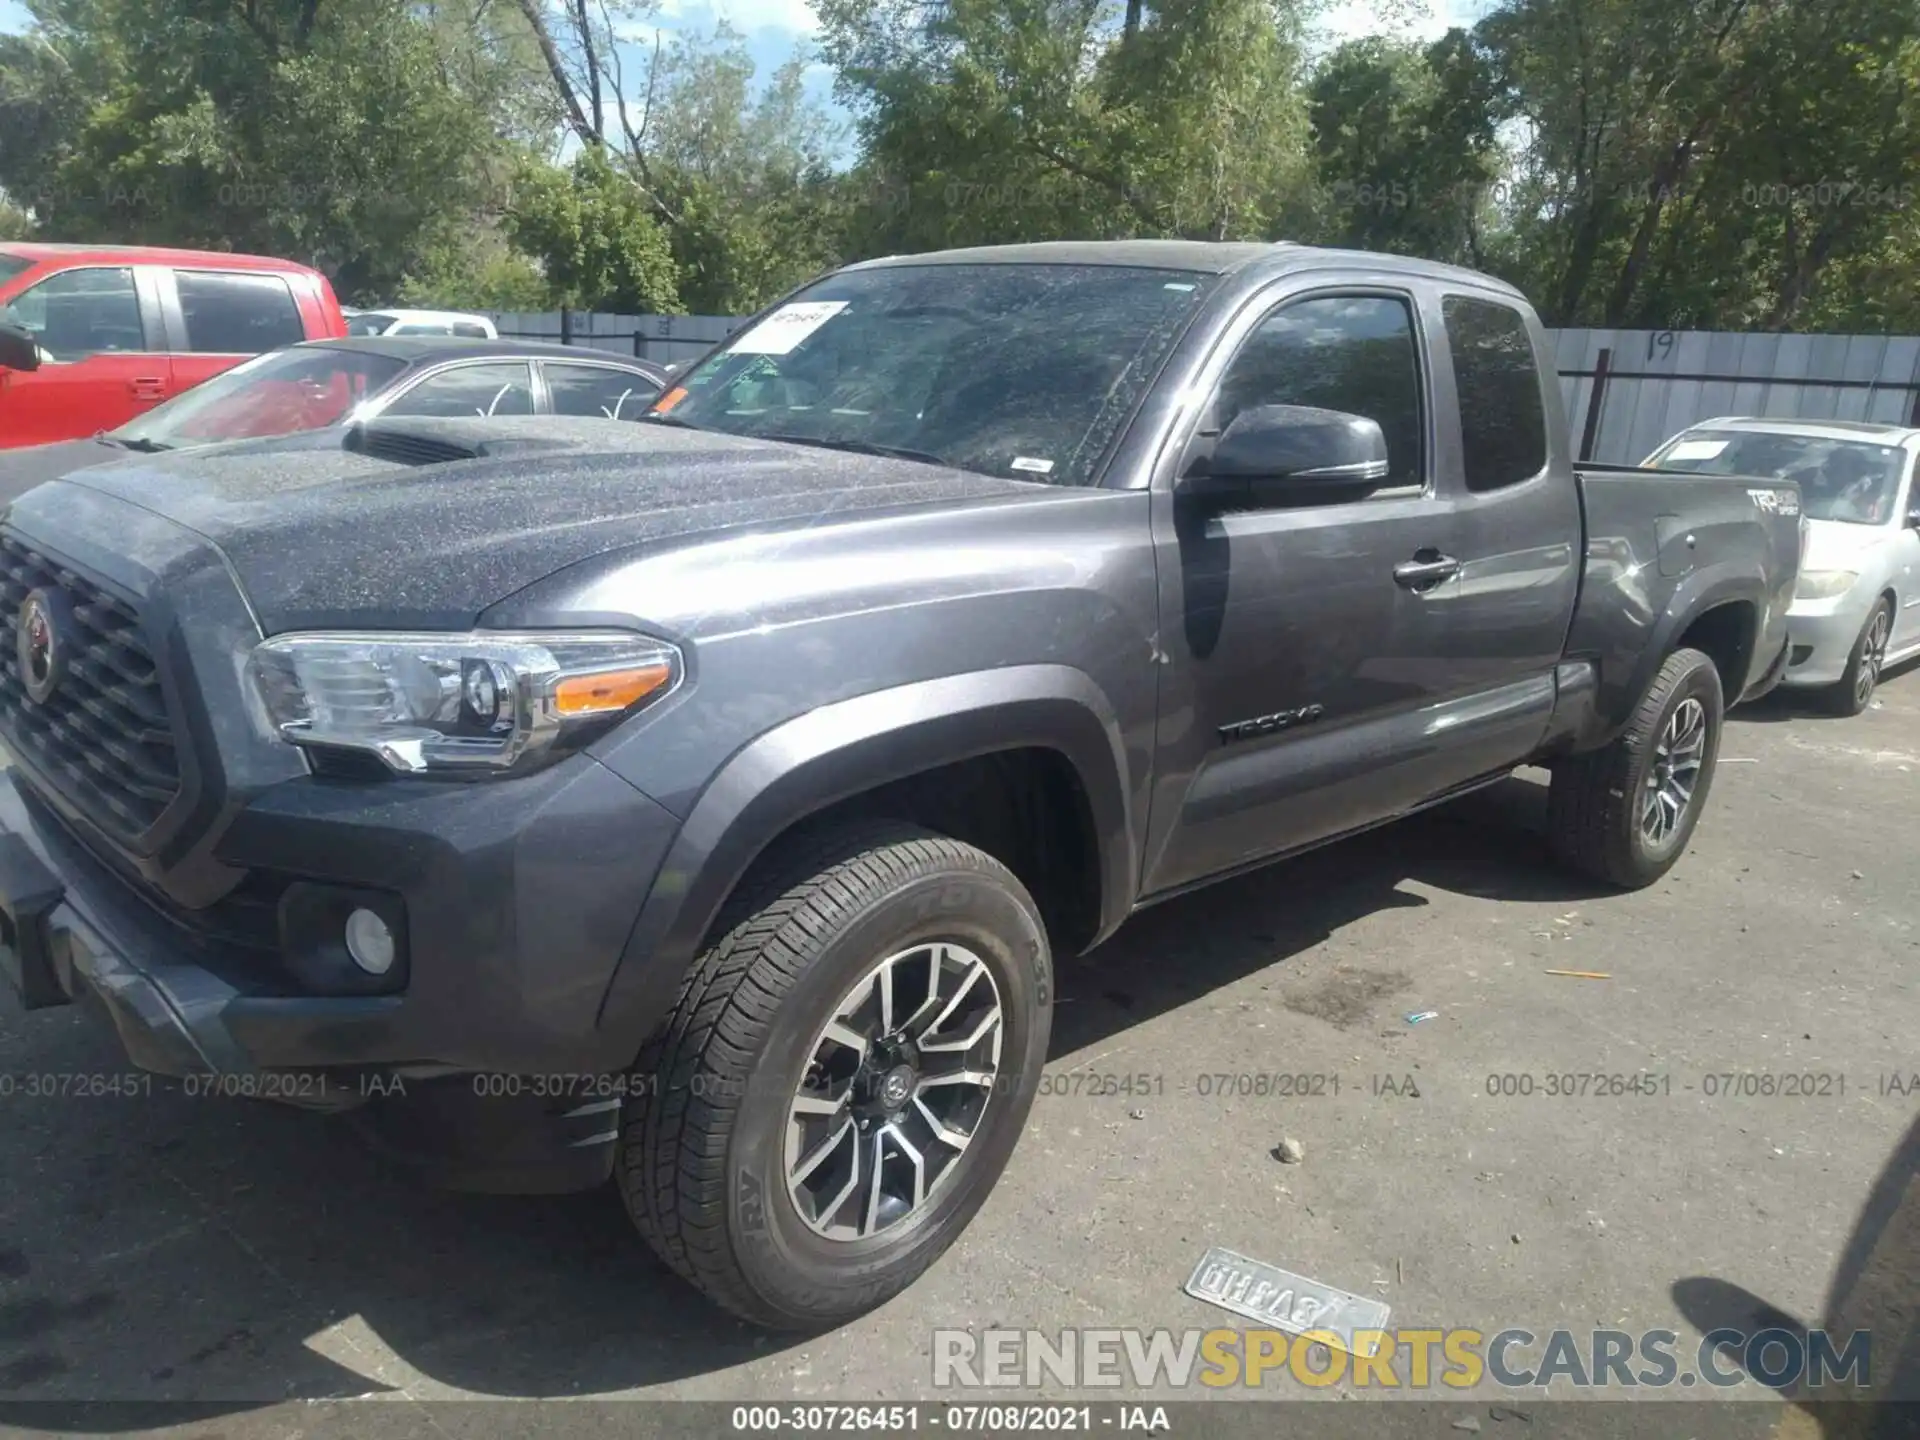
[553,662,674,716]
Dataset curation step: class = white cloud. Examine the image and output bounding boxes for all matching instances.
[1313,0,1472,47]
[683,0,821,35]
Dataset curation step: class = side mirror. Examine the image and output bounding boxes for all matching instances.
[1183,404,1390,502]
[0,321,40,373]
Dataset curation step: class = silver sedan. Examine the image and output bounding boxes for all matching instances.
[1644,417,1920,715]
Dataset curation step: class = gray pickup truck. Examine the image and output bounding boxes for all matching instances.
[0,241,1799,1329]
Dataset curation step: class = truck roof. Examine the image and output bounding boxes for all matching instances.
[0,242,324,273]
[848,240,1526,298]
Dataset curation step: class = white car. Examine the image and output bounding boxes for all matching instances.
[344,308,499,339]
[1644,417,1920,714]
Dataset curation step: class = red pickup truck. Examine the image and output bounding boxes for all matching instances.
[0,244,348,448]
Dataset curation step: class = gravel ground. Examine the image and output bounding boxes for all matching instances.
[0,666,1915,1440]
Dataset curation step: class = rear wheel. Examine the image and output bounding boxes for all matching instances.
[1548,646,1723,889]
[1822,600,1891,718]
[617,820,1051,1329]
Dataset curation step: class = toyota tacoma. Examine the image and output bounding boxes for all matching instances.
[0,242,1800,1329]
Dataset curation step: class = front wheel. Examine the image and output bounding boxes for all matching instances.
[1822,599,1891,718]
[617,820,1052,1329]
[1548,646,1724,889]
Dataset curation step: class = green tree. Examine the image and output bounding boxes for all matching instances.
[502,148,681,311]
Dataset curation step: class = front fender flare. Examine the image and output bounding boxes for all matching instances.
[594,664,1138,1056]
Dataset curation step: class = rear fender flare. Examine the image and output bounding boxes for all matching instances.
[1599,564,1763,741]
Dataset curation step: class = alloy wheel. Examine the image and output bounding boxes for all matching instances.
[1857,609,1890,708]
[785,941,1004,1241]
[1642,697,1707,847]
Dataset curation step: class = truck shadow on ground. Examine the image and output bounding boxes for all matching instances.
[1671,1111,1919,1437]
[0,774,1623,1421]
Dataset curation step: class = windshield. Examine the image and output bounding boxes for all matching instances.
[346,312,396,336]
[111,345,408,448]
[0,253,34,290]
[651,263,1216,485]
[1648,428,1909,526]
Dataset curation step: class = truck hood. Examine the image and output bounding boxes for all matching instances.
[37,419,1048,632]
[0,436,124,506]
[1802,516,1895,572]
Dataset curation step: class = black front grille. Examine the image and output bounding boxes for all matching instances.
[0,530,181,836]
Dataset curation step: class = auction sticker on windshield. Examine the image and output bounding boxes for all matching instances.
[731,301,850,355]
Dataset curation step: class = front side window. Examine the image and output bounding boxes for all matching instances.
[111,346,408,449]
[1209,294,1426,490]
[1444,295,1547,493]
[654,263,1215,486]
[546,363,660,420]
[176,271,305,353]
[0,253,36,289]
[0,266,147,361]
[1648,429,1907,526]
[382,361,535,418]
[347,312,396,337]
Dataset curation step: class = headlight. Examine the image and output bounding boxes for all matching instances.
[1794,570,1859,601]
[247,631,680,775]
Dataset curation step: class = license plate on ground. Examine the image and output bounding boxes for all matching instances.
[1183,1246,1390,1354]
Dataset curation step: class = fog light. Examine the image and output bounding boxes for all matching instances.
[344,908,396,975]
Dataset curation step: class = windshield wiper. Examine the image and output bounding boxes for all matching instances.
[104,435,172,453]
[639,412,702,429]
[753,433,948,468]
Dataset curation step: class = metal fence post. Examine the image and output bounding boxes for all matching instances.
[560,307,573,347]
[1578,347,1612,462]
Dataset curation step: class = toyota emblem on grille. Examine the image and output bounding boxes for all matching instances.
[17,588,72,706]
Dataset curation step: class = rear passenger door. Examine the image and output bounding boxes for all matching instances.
[161,269,309,394]
[1427,292,1583,699]
[0,264,173,444]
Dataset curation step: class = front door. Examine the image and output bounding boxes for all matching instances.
[1142,286,1470,895]
[0,265,172,447]
[1139,283,1576,899]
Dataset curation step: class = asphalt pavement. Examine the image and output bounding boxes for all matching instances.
[0,666,1915,1439]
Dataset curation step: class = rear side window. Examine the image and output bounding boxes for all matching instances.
[0,266,148,360]
[1443,295,1547,492]
[452,323,491,339]
[176,271,306,353]
[546,363,660,420]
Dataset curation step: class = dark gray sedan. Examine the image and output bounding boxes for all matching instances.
[0,336,669,503]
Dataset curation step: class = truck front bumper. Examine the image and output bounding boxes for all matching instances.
[0,756,686,1192]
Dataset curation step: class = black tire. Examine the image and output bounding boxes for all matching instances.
[617,819,1052,1329]
[1548,646,1723,889]
[1822,599,1892,718]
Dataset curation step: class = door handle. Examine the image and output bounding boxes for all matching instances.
[128,377,167,401]
[1393,551,1461,591]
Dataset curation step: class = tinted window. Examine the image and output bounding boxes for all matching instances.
[659,264,1213,486]
[0,253,35,288]
[346,313,394,336]
[452,323,491,339]
[114,346,408,448]
[1648,429,1905,526]
[176,271,305,353]
[547,363,660,420]
[391,323,454,336]
[1212,295,1425,490]
[0,267,147,360]
[1444,296,1546,492]
[383,362,534,418]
